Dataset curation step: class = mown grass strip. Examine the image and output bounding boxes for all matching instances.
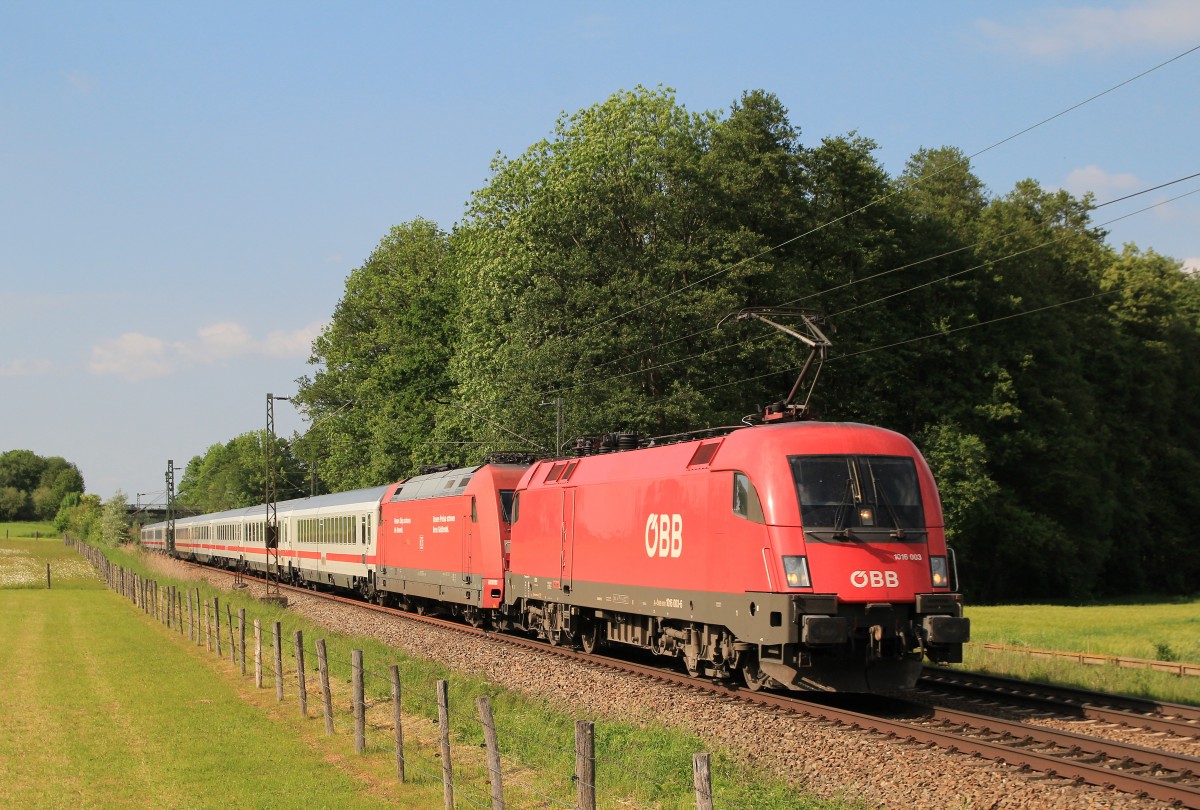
[0,542,432,809]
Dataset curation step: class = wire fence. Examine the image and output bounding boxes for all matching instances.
[71,539,768,810]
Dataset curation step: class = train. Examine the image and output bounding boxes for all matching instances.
[142,418,969,692]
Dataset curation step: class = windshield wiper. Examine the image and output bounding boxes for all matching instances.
[867,463,908,540]
[830,478,855,541]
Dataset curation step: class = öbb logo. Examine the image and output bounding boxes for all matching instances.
[644,513,682,558]
[850,570,899,588]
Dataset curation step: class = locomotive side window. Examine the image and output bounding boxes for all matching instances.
[790,455,924,535]
[732,472,765,524]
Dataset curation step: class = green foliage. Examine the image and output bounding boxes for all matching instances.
[0,450,85,520]
[294,218,457,489]
[55,493,102,544]
[197,86,1200,604]
[98,490,131,547]
[179,431,310,512]
[0,487,27,521]
[443,86,810,455]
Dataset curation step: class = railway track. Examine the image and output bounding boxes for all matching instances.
[192,563,1200,807]
[919,665,1200,739]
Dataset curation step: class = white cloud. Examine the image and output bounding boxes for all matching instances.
[88,319,325,382]
[575,14,614,40]
[977,0,1200,57]
[0,358,55,378]
[63,69,97,94]
[262,321,325,358]
[88,333,175,382]
[1183,257,1200,274]
[185,321,254,363]
[1061,164,1141,199]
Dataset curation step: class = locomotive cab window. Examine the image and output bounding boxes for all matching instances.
[732,472,765,524]
[499,490,515,524]
[790,455,924,537]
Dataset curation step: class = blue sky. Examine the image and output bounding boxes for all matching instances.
[2,1,1198,501]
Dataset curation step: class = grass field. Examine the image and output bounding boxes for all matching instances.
[0,539,434,809]
[962,601,1200,705]
[1,520,57,540]
[4,536,845,809]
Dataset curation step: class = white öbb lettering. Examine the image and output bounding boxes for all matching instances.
[850,570,899,588]
[644,513,683,558]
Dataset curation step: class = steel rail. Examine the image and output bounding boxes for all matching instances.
[922,666,1200,738]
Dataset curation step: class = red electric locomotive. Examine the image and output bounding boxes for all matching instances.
[375,463,526,624]
[144,312,968,692]
[501,420,968,692]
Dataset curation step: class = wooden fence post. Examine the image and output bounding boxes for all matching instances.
[576,720,596,810]
[437,679,453,810]
[254,619,263,688]
[390,664,405,783]
[213,596,222,656]
[194,589,201,645]
[205,600,212,651]
[477,696,504,810]
[317,639,334,735]
[273,621,283,701]
[294,630,307,716]
[693,753,714,810]
[46,563,51,589]
[227,603,235,665]
[353,649,365,753]
[239,608,247,675]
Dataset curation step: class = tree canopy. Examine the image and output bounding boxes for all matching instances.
[178,431,311,513]
[0,450,85,521]
[227,85,1199,602]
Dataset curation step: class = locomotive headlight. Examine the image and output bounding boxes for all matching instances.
[782,556,811,588]
[930,556,949,588]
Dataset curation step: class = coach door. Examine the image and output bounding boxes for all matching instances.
[462,496,474,586]
[560,489,576,592]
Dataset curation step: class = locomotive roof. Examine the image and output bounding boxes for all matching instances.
[388,464,481,503]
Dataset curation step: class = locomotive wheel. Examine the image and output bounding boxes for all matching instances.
[741,659,774,692]
[683,651,701,678]
[579,619,601,654]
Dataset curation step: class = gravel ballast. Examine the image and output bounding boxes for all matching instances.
[146,555,1173,810]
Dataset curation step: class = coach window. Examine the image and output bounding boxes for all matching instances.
[732,472,765,524]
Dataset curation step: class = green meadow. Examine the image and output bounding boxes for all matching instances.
[962,600,1200,705]
[3,535,845,809]
[0,539,422,808]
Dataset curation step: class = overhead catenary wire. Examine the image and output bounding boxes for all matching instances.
[300,45,1200,439]
[530,181,1200,407]
[692,283,1136,400]
[567,43,1200,339]
[291,50,1200,459]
